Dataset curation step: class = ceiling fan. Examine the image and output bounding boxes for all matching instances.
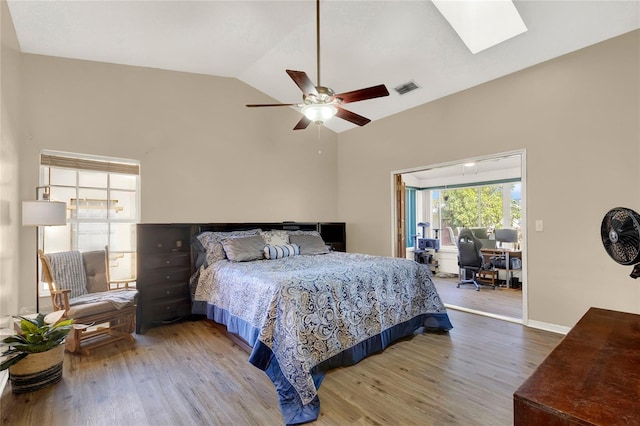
[246,0,390,130]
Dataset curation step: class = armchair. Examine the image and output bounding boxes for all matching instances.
[456,229,495,291]
[39,247,137,354]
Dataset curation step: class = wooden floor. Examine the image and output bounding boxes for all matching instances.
[433,276,522,319]
[1,310,561,426]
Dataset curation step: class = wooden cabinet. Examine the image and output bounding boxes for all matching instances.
[136,224,193,334]
[514,307,640,425]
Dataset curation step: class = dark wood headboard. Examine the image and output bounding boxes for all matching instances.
[197,222,315,233]
[194,222,345,252]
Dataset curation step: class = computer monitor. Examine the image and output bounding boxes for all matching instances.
[482,239,496,249]
[469,227,489,239]
[495,228,518,247]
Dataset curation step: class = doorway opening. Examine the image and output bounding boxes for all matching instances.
[393,150,527,323]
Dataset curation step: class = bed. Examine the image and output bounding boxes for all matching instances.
[190,224,452,425]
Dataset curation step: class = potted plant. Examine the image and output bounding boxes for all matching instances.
[0,310,73,393]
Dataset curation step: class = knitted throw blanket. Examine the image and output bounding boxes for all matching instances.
[70,289,137,310]
[44,251,88,299]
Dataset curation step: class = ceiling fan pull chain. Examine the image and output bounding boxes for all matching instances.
[316,0,321,87]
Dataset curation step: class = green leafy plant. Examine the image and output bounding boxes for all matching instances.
[0,311,73,371]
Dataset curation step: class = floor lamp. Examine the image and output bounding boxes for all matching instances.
[22,186,66,313]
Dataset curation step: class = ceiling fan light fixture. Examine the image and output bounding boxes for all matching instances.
[302,104,337,124]
[246,0,389,130]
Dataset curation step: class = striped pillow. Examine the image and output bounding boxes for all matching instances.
[263,244,300,260]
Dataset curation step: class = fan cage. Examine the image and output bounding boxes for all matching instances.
[601,207,640,265]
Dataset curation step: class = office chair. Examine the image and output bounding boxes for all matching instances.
[456,229,495,291]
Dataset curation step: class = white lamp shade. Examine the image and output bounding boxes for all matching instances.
[22,201,67,226]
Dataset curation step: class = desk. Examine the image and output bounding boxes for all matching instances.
[514,308,640,425]
[480,248,521,288]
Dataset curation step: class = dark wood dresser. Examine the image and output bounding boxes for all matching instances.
[514,307,640,425]
[136,224,193,334]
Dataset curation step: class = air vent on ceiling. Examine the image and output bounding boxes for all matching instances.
[394,80,420,95]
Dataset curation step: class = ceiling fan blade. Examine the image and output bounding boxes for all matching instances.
[293,116,312,130]
[335,84,390,104]
[246,103,299,107]
[286,70,318,96]
[336,107,371,126]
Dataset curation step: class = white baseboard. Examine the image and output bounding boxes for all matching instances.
[446,303,571,335]
[0,327,15,396]
[0,370,7,396]
[526,319,570,335]
[445,304,523,324]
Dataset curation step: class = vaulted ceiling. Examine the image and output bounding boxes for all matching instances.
[7,1,640,133]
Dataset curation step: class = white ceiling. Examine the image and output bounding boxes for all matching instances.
[7,1,640,133]
[403,153,522,187]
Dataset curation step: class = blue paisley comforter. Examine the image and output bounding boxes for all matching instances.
[193,252,452,424]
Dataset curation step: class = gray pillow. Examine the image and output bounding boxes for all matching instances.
[289,234,329,255]
[221,235,266,262]
[82,250,109,293]
[196,229,261,266]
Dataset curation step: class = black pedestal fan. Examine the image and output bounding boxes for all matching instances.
[601,207,640,278]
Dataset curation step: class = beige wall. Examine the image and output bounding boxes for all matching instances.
[16,54,339,314]
[0,0,23,320]
[338,30,640,329]
[5,2,639,330]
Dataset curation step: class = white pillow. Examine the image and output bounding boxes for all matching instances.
[260,230,290,246]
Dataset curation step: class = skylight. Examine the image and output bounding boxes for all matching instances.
[432,0,528,54]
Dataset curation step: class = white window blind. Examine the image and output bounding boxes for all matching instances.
[38,151,140,295]
[41,153,140,175]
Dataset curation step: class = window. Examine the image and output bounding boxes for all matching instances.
[39,151,140,294]
[429,180,521,246]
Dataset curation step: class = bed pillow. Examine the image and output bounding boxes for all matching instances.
[222,235,266,262]
[289,234,329,255]
[260,230,290,246]
[195,229,261,266]
[288,230,321,237]
[191,236,211,270]
[264,244,300,260]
